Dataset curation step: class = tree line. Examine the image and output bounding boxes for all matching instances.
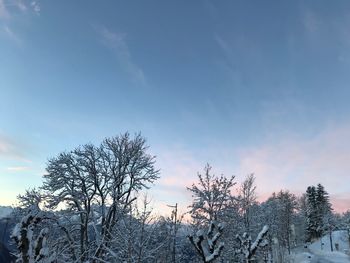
[9,133,350,263]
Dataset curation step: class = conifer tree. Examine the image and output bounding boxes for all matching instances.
[306,186,318,241]
[305,184,332,241]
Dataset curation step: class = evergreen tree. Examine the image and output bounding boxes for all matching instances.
[306,186,318,241]
[305,184,332,241]
[316,184,332,237]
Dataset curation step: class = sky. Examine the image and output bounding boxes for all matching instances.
[1,0,350,215]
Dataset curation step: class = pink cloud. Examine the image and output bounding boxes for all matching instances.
[154,145,203,188]
[236,123,350,212]
[148,145,208,216]
[330,194,350,213]
[148,123,350,215]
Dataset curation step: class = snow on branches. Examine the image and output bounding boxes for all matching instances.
[11,206,52,263]
[236,225,269,262]
[187,164,236,224]
[188,221,225,262]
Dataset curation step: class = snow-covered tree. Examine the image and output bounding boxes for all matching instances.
[259,191,298,261]
[294,194,308,245]
[187,164,236,225]
[235,225,269,263]
[260,194,279,262]
[341,210,350,246]
[14,133,159,262]
[305,186,318,241]
[11,206,53,263]
[188,221,225,263]
[17,188,43,209]
[316,184,332,235]
[107,195,165,263]
[275,190,297,254]
[305,184,332,241]
[238,174,257,235]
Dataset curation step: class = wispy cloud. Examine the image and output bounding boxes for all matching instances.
[2,24,21,45]
[149,123,350,213]
[30,1,40,15]
[0,0,40,18]
[0,0,40,45]
[148,145,204,214]
[0,135,17,156]
[0,0,10,19]
[0,134,31,162]
[215,34,232,57]
[6,166,30,171]
[302,10,321,34]
[93,25,146,85]
[331,194,350,213]
[14,0,27,12]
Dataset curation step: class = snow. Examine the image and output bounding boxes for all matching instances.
[290,251,350,263]
[189,221,225,262]
[289,230,350,263]
[251,225,268,252]
[309,230,349,254]
[12,223,21,239]
[0,205,13,219]
[290,252,314,263]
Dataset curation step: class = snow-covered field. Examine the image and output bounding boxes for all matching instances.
[289,230,350,263]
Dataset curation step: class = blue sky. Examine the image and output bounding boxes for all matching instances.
[1,0,350,213]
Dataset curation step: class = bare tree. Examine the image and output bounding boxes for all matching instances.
[187,164,236,224]
[238,174,257,235]
[108,195,164,263]
[40,133,159,262]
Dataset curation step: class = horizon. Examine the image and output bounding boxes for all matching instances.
[1,0,350,215]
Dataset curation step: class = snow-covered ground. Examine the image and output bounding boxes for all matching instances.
[288,230,350,263]
[0,206,13,219]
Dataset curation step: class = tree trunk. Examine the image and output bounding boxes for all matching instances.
[329,230,333,252]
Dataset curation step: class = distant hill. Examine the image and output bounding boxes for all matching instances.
[0,209,16,255]
[0,206,13,220]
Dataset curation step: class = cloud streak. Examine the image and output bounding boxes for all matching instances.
[0,0,41,45]
[0,0,40,19]
[0,134,31,162]
[30,1,40,15]
[94,25,146,85]
[6,166,30,171]
[0,0,10,19]
[2,24,21,45]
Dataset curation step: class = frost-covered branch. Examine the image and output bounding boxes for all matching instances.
[11,206,53,263]
[189,221,225,262]
[235,225,269,263]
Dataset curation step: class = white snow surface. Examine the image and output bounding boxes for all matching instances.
[0,205,13,219]
[289,230,350,263]
[309,230,350,255]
